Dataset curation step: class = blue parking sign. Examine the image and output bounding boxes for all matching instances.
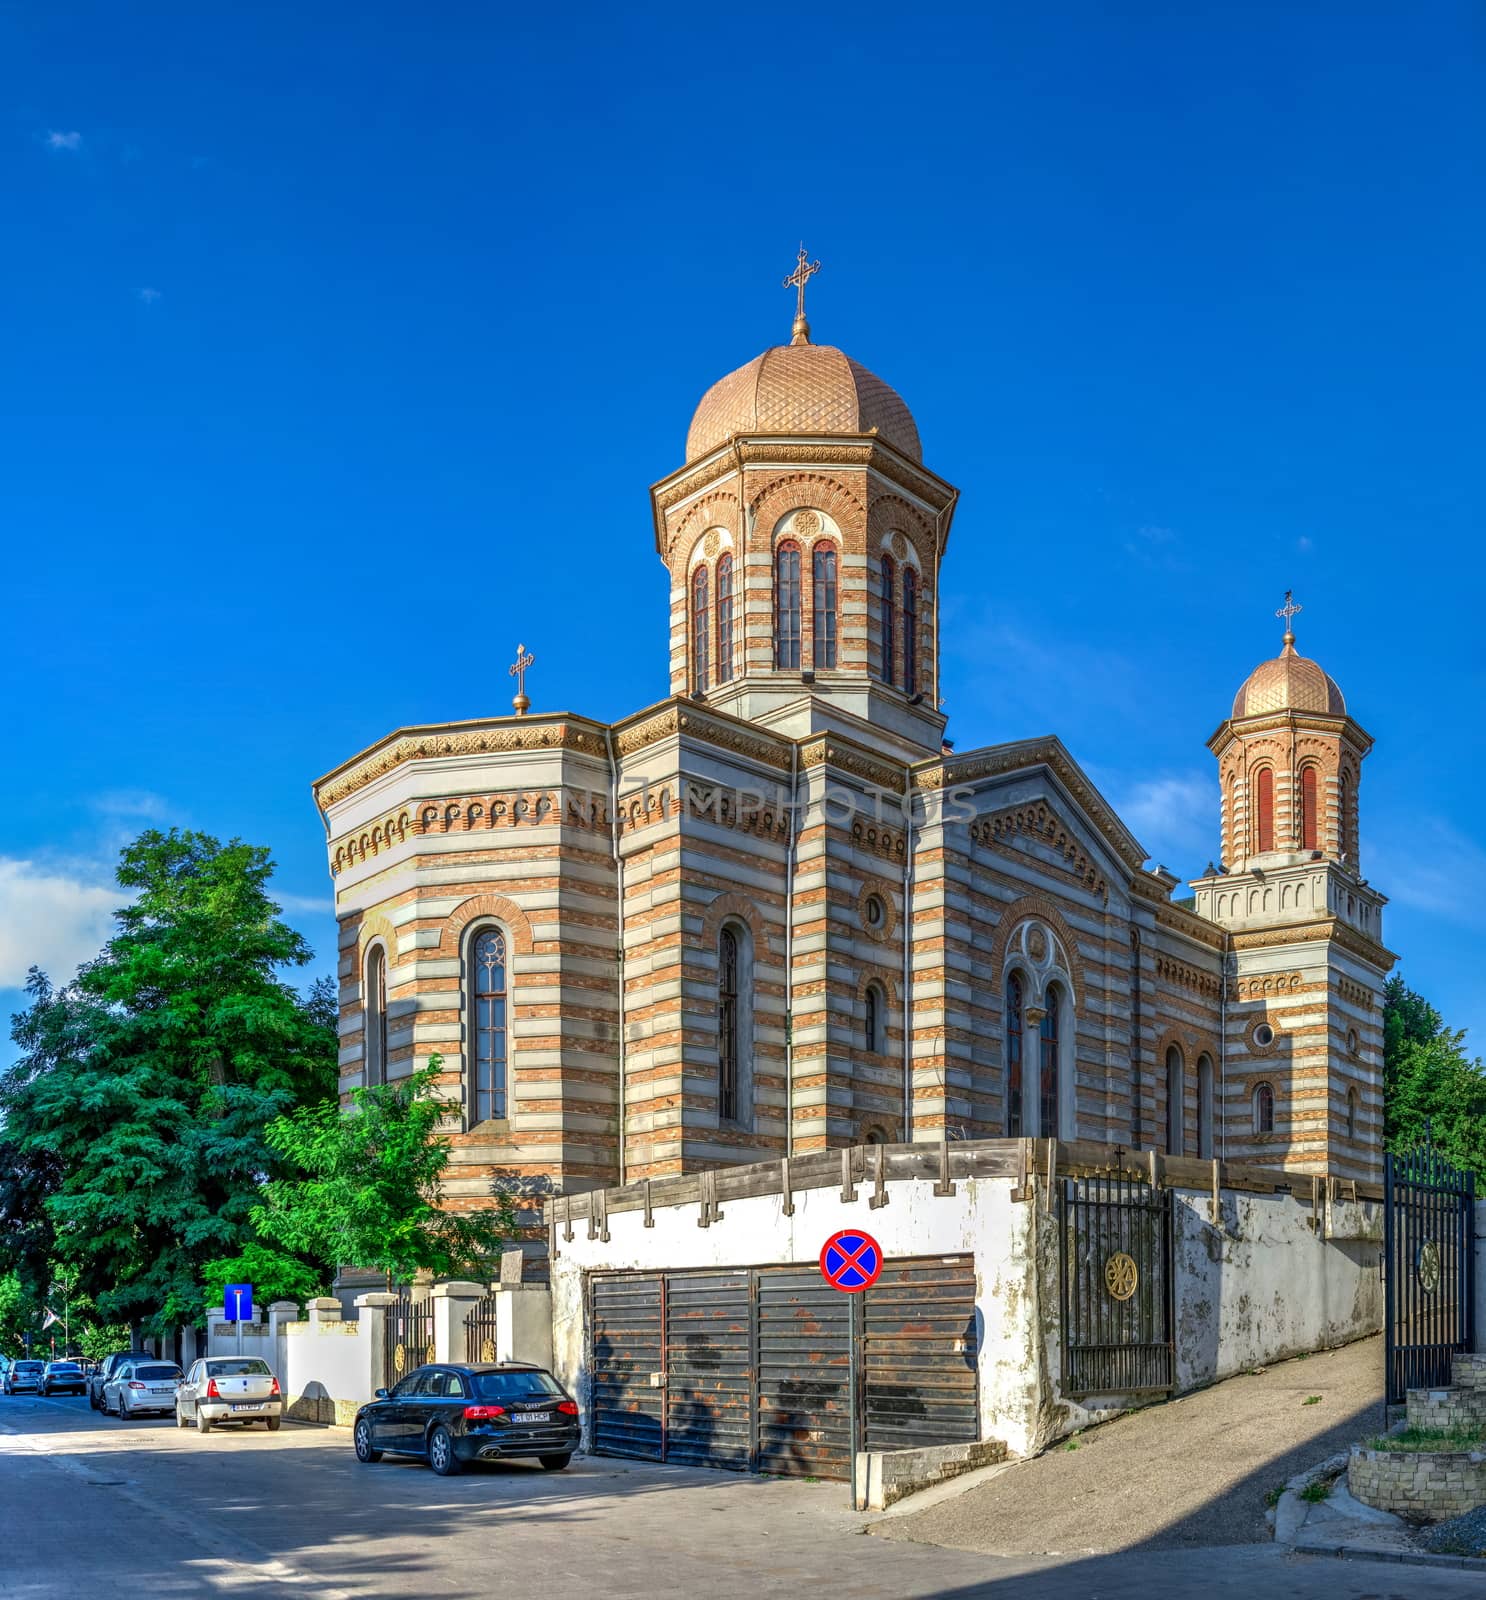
[224,1283,253,1322]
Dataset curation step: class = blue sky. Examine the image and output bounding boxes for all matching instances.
[2,2,1482,1057]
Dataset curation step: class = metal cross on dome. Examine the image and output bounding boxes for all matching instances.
[509,642,535,716]
[783,245,821,343]
[1275,590,1302,641]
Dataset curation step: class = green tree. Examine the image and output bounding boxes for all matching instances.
[1383,975,1486,1179]
[1,829,339,1336]
[248,1058,518,1289]
[200,1240,327,1313]
[0,1272,41,1357]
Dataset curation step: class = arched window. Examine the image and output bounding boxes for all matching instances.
[902,566,919,696]
[1252,1080,1275,1135]
[1339,768,1352,862]
[864,1125,889,1145]
[715,553,734,685]
[879,554,896,684]
[812,543,838,669]
[471,928,509,1123]
[1254,766,1274,854]
[1196,1053,1215,1159]
[774,542,802,669]
[1346,1086,1359,1142]
[864,981,884,1054]
[690,565,709,694]
[717,924,750,1123]
[1039,986,1062,1139]
[1165,1045,1184,1156]
[364,944,387,1088]
[1299,765,1318,852]
[1004,972,1024,1137]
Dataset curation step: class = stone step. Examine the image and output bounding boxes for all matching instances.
[1404,1383,1486,1432]
[1451,1352,1486,1391]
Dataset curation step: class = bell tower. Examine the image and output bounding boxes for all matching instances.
[1192,595,1393,1181]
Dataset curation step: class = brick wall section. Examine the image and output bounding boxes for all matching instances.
[1348,1446,1486,1522]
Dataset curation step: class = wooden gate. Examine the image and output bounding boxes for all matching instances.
[384,1291,435,1386]
[1384,1128,1477,1404]
[1060,1174,1174,1397]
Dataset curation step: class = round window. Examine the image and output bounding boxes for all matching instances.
[1252,1023,1275,1048]
[864,894,885,929]
[1347,1027,1360,1057]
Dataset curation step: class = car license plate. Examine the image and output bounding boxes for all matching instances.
[519,1412,551,1424]
[231,1403,261,1412]
[151,1387,174,1395]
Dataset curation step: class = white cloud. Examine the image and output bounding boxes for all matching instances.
[1368,816,1486,929]
[46,130,82,151]
[1102,770,1219,872]
[275,892,335,916]
[0,859,117,989]
[137,287,161,305]
[92,788,170,819]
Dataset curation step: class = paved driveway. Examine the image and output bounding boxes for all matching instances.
[0,1373,1476,1600]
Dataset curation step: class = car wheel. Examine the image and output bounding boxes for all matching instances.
[353,1420,382,1463]
[539,1453,572,1471]
[195,1410,212,1435]
[265,1416,281,1432]
[428,1426,462,1477]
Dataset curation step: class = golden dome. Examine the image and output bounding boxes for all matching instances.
[1232,638,1346,719]
[685,342,922,464]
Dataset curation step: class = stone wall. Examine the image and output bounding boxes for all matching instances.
[1348,1445,1486,1523]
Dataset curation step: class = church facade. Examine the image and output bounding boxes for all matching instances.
[312,270,1394,1260]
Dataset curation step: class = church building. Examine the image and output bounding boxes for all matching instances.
[312,257,1394,1264]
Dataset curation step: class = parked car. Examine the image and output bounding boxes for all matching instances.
[102,1358,183,1418]
[3,1360,46,1396]
[352,1362,580,1476]
[40,1360,86,1396]
[89,1350,147,1411]
[175,1357,283,1434]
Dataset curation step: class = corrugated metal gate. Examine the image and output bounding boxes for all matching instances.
[589,1256,978,1480]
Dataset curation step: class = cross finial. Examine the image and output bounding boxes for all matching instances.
[1275,589,1302,646]
[509,642,535,716]
[783,244,821,345]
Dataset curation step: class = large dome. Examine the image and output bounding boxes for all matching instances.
[685,342,922,463]
[1232,638,1346,719]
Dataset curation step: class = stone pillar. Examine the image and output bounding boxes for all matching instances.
[204,1310,227,1358]
[430,1281,487,1365]
[489,1283,554,1370]
[305,1296,343,1330]
[266,1301,299,1385]
[354,1292,398,1393]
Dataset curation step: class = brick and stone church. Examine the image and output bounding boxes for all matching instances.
[312,261,1393,1263]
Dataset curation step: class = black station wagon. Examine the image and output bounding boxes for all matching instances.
[353,1362,580,1477]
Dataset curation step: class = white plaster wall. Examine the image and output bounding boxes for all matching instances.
[1171,1187,1383,1390]
[550,1176,1046,1455]
[283,1322,375,1421]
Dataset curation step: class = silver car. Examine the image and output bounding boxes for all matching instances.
[175,1357,283,1433]
[102,1358,183,1418]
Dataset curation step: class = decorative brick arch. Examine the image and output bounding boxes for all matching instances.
[746,473,866,553]
[358,912,398,969]
[438,893,535,958]
[698,891,774,962]
[667,488,742,568]
[854,966,901,1011]
[986,893,1086,1012]
[867,492,935,568]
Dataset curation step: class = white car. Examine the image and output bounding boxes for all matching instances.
[175,1357,283,1433]
[102,1358,183,1418]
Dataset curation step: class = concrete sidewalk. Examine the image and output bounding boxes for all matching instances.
[877,1336,1387,1558]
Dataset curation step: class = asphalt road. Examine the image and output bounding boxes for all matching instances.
[1,1389,1479,1599]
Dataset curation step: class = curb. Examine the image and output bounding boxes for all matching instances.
[1294,1536,1486,1574]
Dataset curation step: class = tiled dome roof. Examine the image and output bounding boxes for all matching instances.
[1232,639,1346,718]
[686,343,921,463]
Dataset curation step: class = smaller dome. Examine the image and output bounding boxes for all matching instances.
[1232,638,1346,719]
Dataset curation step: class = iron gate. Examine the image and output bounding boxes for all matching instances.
[463,1293,501,1365]
[384,1291,435,1387]
[1061,1174,1174,1396]
[1384,1129,1477,1404]
[589,1256,978,1479]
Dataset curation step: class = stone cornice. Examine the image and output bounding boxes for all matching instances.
[799,731,906,791]
[313,714,611,811]
[1207,708,1375,759]
[1230,916,1397,971]
[612,699,794,774]
[913,736,1148,874]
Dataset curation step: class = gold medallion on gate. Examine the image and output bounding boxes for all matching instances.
[1417,1240,1441,1294]
[1104,1251,1139,1301]
[480,1338,496,1363]
[393,1343,407,1375]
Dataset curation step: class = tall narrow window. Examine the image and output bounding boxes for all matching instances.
[364,945,387,1088]
[1346,1086,1359,1142]
[715,553,734,685]
[1299,766,1318,852]
[1165,1045,1184,1155]
[774,543,801,669]
[1005,973,1024,1137]
[864,982,883,1054]
[902,566,919,695]
[879,555,896,684]
[1252,1080,1275,1135]
[1255,766,1274,854]
[690,565,709,694]
[1339,769,1352,862]
[812,543,838,669]
[1039,986,1061,1139]
[718,926,741,1121]
[472,928,509,1123]
[1196,1053,1215,1159]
